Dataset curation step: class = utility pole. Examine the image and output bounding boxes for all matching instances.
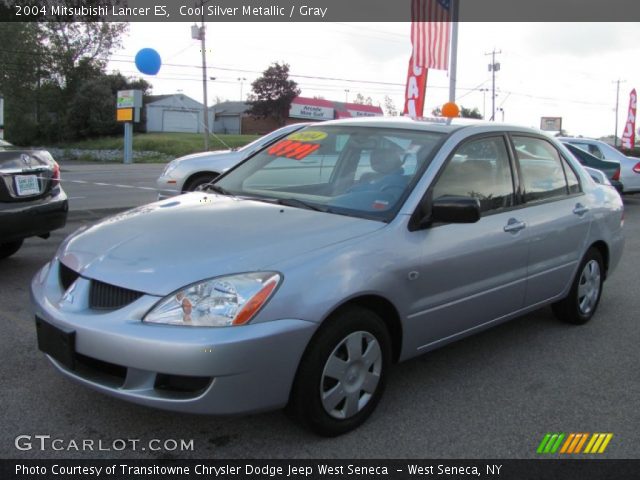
[613,79,625,147]
[485,49,502,121]
[344,89,350,103]
[192,0,211,150]
[479,88,489,120]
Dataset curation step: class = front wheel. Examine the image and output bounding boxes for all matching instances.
[0,240,24,260]
[288,306,391,436]
[552,248,604,325]
[184,173,218,192]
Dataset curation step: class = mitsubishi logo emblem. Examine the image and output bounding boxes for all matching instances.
[21,154,30,166]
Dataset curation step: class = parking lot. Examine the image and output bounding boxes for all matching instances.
[1,163,639,459]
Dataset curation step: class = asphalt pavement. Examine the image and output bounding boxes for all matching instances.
[1,164,639,459]
[59,161,166,213]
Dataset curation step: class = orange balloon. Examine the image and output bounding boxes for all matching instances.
[442,102,460,118]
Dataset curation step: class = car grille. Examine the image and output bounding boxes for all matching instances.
[89,279,144,310]
[59,262,80,291]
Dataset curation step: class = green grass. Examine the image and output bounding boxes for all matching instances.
[55,132,260,160]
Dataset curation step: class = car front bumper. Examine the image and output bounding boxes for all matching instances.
[31,259,316,415]
[0,188,68,243]
[156,176,181,200]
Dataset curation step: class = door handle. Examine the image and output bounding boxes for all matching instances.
[573,203,589,216]
[503,218,526,233]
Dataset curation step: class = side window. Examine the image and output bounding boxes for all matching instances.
[562,158,581,194]
[432,136,515,214]
[570,142,604,160]
[512,136,570,202]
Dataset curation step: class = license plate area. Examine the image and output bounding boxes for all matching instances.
[15,174,41,196]
[36,316,75,370]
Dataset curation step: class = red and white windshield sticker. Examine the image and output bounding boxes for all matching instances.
[267,140,320,160]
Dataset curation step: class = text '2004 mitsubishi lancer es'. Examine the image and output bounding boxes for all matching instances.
[31,118,624,436]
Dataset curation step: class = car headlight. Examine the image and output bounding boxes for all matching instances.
[143,272,281,327]
[162,160,179,177]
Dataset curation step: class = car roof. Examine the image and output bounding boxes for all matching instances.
[317,116,545,136]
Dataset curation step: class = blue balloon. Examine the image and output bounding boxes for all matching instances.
[135,48,161,75]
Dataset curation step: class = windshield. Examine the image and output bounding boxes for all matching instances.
[237,125,303,153]
[216,125,445,221]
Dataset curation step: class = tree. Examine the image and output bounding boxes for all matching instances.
[353,93,373,105]
[248,63,300,125]
[383,96,398,116]
[40,22,128,89]
[432,105,482,119]
[460,106,482,119]
[0,19,131,144]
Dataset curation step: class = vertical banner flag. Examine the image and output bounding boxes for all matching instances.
[404,0,452,118]
[622,88,637,149]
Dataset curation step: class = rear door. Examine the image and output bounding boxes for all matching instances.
[510,135,591,306]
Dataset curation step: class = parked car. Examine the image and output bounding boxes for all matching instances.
[562,143,623,193]
[582,165,614,187]
[32,118,624,436]
[0,140,68,259]
[559,137,640,194]
[156,123,310,199]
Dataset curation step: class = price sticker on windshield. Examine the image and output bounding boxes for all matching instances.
[286,131,327,142]
[267,140,320,160]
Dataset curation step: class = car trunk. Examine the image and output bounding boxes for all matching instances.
[0,150,56,202]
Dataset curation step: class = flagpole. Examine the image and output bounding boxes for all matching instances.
[448,0,459,105]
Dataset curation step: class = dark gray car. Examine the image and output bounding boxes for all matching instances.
[0,140,68,259]
[32,118,624,436]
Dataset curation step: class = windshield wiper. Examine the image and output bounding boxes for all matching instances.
[203,184,233,196]
[275,197,326,212]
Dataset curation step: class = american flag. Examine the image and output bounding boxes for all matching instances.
[411,0,452,70]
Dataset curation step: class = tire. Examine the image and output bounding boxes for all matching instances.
[288,306,391,437]
[183,173,218,192]
[0,240,24,260]
[552,248,604,325]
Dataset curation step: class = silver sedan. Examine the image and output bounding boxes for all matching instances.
[32,118,624,436]
[156,123,308,199]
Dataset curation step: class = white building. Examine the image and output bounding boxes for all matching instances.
[145,94,207,133]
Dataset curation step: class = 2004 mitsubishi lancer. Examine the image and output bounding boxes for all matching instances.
[32,117,624,436]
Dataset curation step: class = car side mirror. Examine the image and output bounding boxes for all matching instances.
[409,195,481,231]
[431,196,481,224]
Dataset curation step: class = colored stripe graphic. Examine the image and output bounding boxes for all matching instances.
[537,433,564,454]
[585,433,614,454]
[538,433,613,454]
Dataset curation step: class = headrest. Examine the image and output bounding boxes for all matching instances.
[370,149,403,174]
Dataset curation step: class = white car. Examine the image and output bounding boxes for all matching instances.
[157,123,309,199]
[559,137,640,194]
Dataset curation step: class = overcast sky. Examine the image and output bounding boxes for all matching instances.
[107,22,640,138]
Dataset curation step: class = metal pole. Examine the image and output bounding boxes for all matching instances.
[200,5,210,151]
[486,49,501,121]
[124,122,133,164]
[448,0,459,105]
[614,79,622,147]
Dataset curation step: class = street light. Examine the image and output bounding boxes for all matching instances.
[238,77,247,101]
[344,89,350,103]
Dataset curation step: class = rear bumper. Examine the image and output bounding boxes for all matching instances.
[0,188,68,242]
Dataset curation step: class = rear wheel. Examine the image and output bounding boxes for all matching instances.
[183,173,218,192]
[552,248,604,325]
[0,240,24,260]
[288,306,391,436]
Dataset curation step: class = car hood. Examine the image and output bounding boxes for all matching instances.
[58,194,384,296]
[176,149,241,163]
